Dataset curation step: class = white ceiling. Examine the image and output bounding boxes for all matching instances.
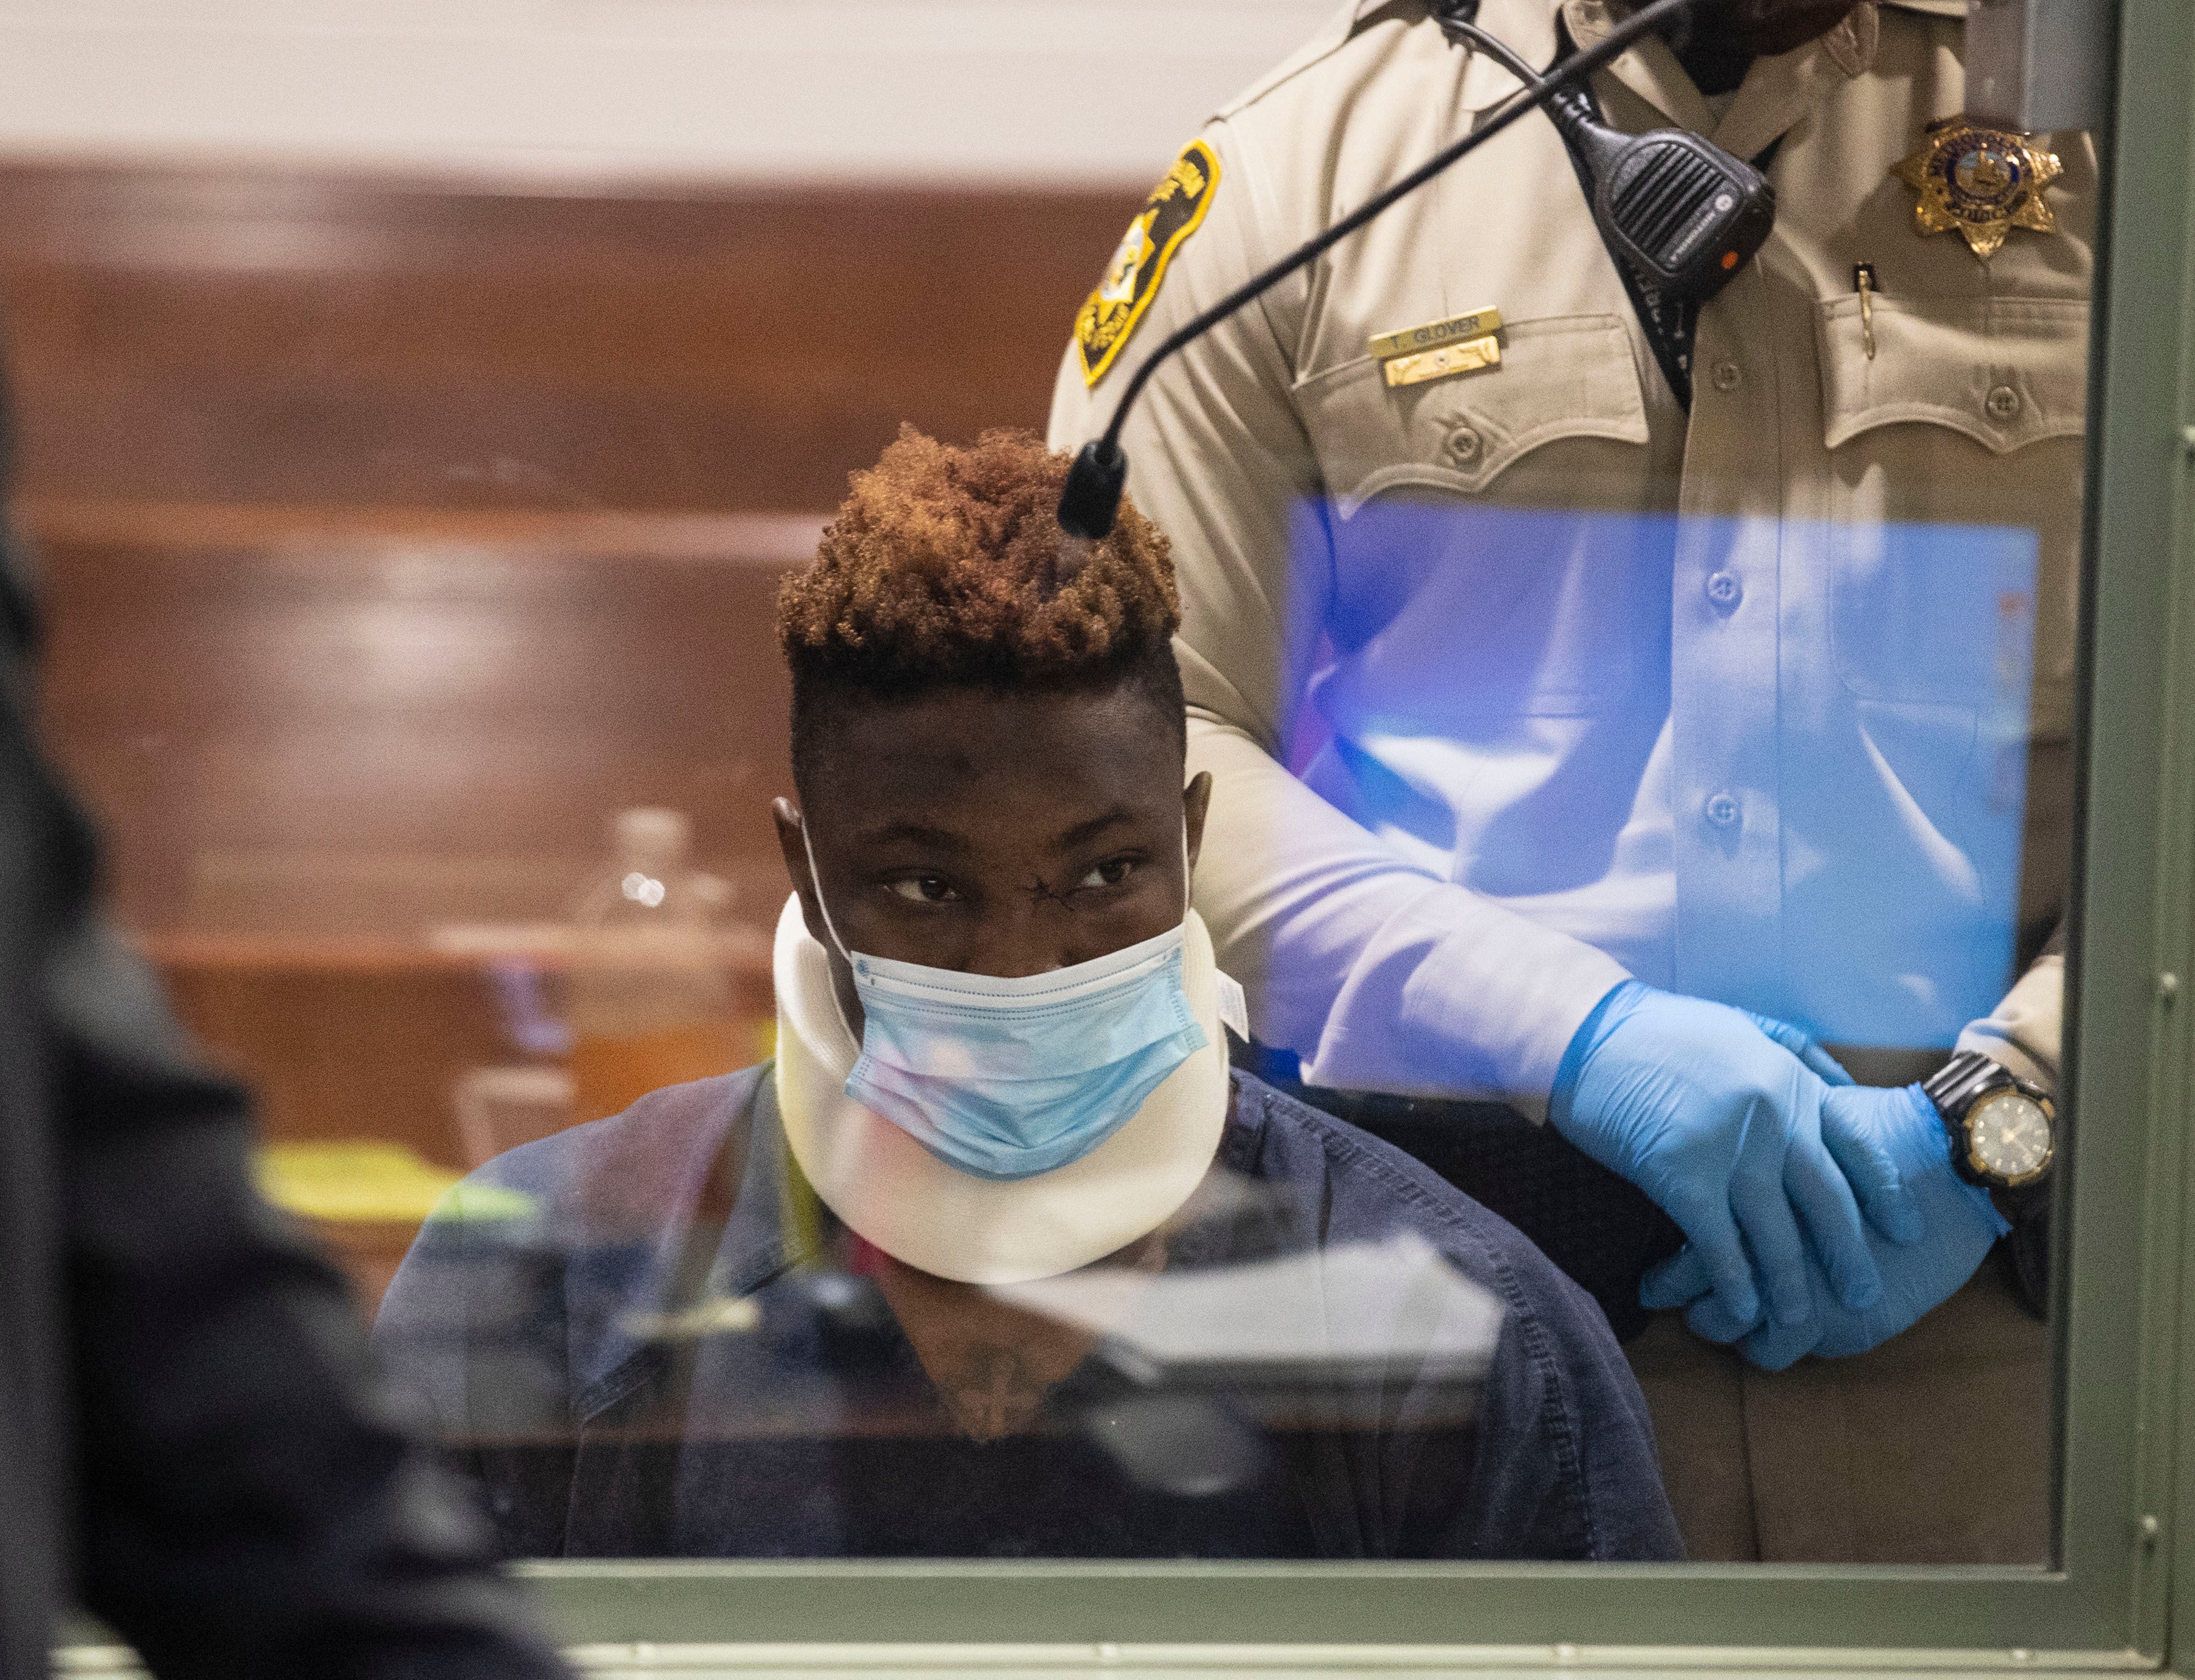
[0,1,1344,185]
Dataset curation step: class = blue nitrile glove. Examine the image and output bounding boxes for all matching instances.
[1640,1083,2008,1370]
[1550,982,1925,1333]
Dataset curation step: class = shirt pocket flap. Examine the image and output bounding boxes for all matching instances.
[1299,313,1650,516]
[1815,294,2088,455]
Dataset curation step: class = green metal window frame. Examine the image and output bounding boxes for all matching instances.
[56,0,2195,1671]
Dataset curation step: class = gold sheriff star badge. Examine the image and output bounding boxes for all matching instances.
[1893,116,2063,261]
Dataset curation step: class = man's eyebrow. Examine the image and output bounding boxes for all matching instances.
[852,821,973,853]
[1053,808,1139,853]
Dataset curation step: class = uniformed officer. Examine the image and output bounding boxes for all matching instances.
[1049,0,2087,1562]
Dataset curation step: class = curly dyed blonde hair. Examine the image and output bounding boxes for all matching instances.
[779,425,1185,787]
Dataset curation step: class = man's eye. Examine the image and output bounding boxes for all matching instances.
[1078,857,1138,890]
[887,875,961,904]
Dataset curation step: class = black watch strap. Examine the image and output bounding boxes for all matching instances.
[1921,1049,2016,1123]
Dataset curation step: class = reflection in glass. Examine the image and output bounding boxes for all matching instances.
[1288,504,2040,1051]
[376,886,1677,1561]
[31,0,2098,1577]
[1210,489,2072,1567]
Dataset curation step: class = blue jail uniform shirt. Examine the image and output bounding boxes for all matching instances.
[373,1064,1682,1561]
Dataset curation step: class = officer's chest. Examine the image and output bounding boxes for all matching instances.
[1277,9,2093,531]
[1284,65,1681,522]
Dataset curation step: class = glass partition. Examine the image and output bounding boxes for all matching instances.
[30,0,2195,1662]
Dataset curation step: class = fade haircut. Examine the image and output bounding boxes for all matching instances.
[778,425,1186,797]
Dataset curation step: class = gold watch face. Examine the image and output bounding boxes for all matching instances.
[1967,1089,2054,1186]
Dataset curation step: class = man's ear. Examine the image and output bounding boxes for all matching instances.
[772,797,830,946]
[1183,770,1213,876]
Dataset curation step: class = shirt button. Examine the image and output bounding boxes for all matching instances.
[1705,792,1741,828]
[1445,424,1483,465]
[1705,570,1742,610]
[1985,384,2023,422]
[1709,360,1742,392]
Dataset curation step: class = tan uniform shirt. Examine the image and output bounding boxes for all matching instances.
[1048,0,2088,1106]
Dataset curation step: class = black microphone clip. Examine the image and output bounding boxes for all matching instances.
[1059,439,1129,542]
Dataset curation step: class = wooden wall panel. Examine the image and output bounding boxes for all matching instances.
[0,162,1146,1289]
[2,161,1147,939]
[37,526,806,934]
[0,165,1144,512]
[162,955,774,1163]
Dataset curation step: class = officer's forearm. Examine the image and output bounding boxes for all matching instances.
[1187,713,1628,1107]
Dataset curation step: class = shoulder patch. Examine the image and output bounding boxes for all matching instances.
[1073,139,1222,387]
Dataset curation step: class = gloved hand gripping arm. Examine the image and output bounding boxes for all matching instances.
[1640,1083,2008,1368]
[1549,982,1927,1331]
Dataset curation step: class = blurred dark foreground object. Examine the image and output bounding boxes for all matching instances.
[1231,1041,1684,1342]
[0,467,569,1675]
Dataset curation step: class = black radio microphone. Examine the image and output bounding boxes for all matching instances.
[1059,0,1739,542]
[1434,7,1775,303]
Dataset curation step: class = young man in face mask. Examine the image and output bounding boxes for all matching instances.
[374,426,1680,1563]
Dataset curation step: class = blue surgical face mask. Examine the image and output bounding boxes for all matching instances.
[800,824,1208,1181]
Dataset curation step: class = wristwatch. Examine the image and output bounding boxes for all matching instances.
[1921,1050,2056,1209]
